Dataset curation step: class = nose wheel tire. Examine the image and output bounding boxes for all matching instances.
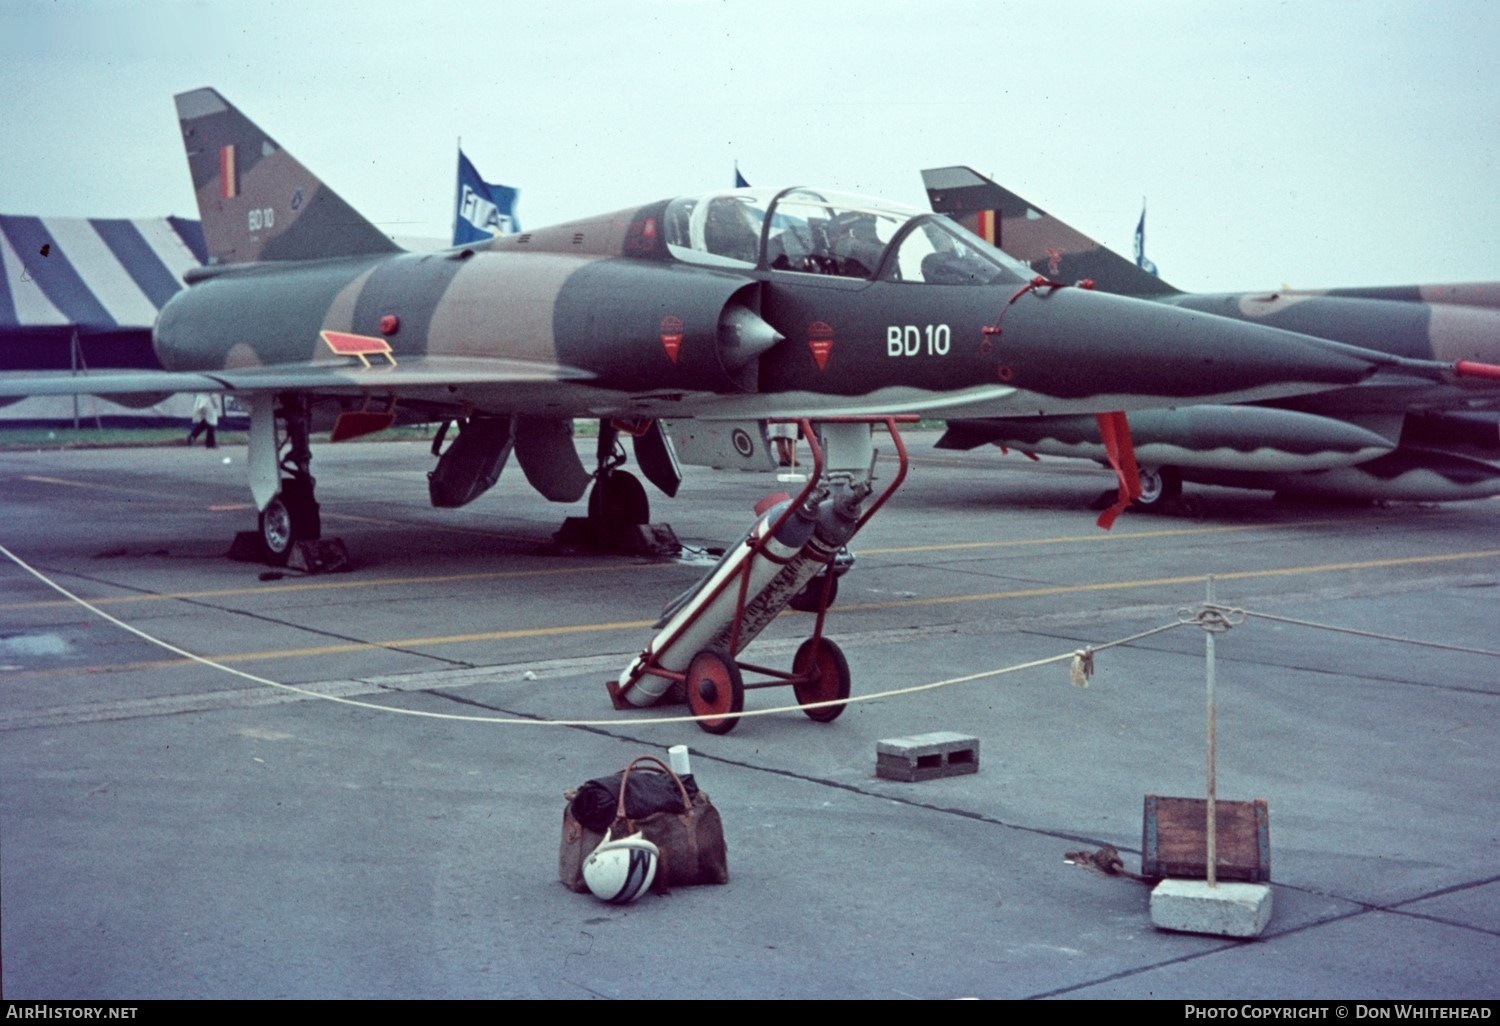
[686,649,745,735]
[588,469,650,528]
[792,636,851,722]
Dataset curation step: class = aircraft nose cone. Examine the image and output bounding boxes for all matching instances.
[718,302,783,370]
[998,287,1376,405]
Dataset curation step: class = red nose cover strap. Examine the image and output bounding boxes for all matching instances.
[1095,411,1142,530]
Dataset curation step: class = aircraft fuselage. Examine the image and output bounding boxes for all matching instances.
[154,208,1382,426]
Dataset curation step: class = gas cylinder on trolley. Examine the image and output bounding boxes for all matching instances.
[696,486,862,657]
[614,486,862,708]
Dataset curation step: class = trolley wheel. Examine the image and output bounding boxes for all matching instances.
[792,636,851,722]
[685,649,745,735]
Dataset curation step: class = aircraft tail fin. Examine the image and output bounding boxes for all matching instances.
[921,166,1178,297]
[174,88,401,265]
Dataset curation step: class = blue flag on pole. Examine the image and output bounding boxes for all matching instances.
[1133,202,1159,277]
[454,150,520,245]
[734,164,750,188]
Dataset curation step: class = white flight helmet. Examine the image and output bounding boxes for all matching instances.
[582,829,660,904]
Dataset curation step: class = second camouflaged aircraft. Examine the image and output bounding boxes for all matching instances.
[0,90,1475,562]
[924,166,1500,509]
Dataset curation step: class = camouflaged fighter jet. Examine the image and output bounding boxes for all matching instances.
[924,166,1500,509]
[0,92,1463,563]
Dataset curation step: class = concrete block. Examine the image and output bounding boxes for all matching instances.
[1150,878,1273,937]
[876,731,979,782]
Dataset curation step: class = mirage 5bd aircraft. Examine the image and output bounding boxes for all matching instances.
[923,166,1500,509]
[0,90,1461,562]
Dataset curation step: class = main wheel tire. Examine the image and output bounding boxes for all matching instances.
[588,470,650,528]
[259,480,321,566]
[259,496,297,566]
[1133,464,1182,511]
[685,649,745,735]
[792,636,851,722]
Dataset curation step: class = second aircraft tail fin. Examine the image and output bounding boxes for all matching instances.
[921,166,1177,297]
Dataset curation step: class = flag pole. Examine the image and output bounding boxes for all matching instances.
[453,136,462,245]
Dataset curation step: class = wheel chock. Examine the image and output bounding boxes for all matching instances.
[555,518,680,556]
[227,530,266,563]
[286,538,350,574]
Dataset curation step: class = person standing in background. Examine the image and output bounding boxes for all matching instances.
[186,392,220,449]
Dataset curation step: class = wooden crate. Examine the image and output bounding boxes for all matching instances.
[1141,795,1271,882]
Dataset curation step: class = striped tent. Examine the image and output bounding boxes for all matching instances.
[0,214,207,426]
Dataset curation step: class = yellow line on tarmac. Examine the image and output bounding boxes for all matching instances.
[9,547,1498,683]
[19,472,541,533]
[319,509,544,542]
[1,561,666,612]
[855,514,1421,556]
[20,475,102,489]
[0,618,659,682]
[8,513,1350,609]
[17,475,557,537]
[11,473,1447,617]
[837,548,1500,611]
[208,617,660,665]
[0,513,1387,612]
[14,474,564,541]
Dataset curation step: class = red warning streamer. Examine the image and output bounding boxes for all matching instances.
[1094,411,1142,531]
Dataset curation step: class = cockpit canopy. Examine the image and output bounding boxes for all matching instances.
[662,187,1030,285]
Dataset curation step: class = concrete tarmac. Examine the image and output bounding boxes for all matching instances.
[1,432,1497,999]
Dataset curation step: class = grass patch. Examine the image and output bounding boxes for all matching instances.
[0,425,438,451]
[0,417,941,452]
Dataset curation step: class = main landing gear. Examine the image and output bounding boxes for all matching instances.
[260,474,320,564]
[1132,464,1182,511]
[1092,463,1187,517]
[249,394,323,565]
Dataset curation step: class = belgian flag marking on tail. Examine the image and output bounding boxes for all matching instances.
[975,209,996,245]
[219,145,238,199]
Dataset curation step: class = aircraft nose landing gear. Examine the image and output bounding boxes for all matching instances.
[587,466,650,533]
[556,419,679,555]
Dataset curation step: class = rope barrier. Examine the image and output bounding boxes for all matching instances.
[5,542,1497,731]
[1238,608,1500,658]
[1177,602,1246,634]
[1172,599,1500,659]
[0,542,1158,728]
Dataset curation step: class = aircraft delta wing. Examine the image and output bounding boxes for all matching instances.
[0,91,1421,562]
[923,166,1500,506]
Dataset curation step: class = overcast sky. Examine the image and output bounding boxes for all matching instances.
[2,0,1496,292]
